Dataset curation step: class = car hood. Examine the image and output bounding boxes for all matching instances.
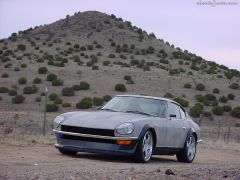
[60,111,149,129]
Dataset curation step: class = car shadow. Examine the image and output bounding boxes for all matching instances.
[72,153,178,164]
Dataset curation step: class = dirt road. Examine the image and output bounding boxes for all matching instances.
[0,144,239,180]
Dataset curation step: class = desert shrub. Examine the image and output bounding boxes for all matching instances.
[115,84,126,92]
[212,88,220,94]
[143,65,150,71]
[54,98,63,105]
[195,94,205,102]
[12,95,25,104]
[52,79,63,86]
[23,85,38,94]
[87,45,93,50]
[164,93,174,98]
[38,67,48,74]
[229,83,239,89]
[212,106,223,115]
[124,75,132,81]
[1,73,9,78]
[203,111,212,118]
[126,80,134,84]
[49,93,59,101]
[21,63,27,68]
[46,104,59,112]
[102,95,112,102]
[76,97,93,109]
[47,73,57,81]
[184,83,191,89]
[14,67,20,71]
[204,94,216,101]
[62,87,74,96]
[80,46,86,51]
[62,103,71,107]
[173,97,189,107]
[35,96,41,102]
[18,77,27,85]
[196,83,205,91]
[222,105,232,112]
[17,44,26,51]
[219,96,228,103]
[93,97,104,106]
[8,89,17,96]
[235,123,240,127]
[231,107,240,118]
[189,104,204,118]
[228,93,235,100]
[103,60,110,66]
[33,77,41,84]
[108,54,116,58]
[0,87,9,93]
[79,81,90,90]
[92,65,99,70]
[72,85,80,91]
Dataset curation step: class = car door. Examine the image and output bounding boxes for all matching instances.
[164,102,188,148]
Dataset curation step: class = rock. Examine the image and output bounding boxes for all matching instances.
[165,169,175,175]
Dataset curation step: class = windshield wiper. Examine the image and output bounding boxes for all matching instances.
[125,110,157,117]
[100,108,118,112]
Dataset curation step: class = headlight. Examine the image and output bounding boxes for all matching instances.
[54,115,64,129]
[116,123,134,135]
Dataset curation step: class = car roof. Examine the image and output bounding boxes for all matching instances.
[116,94,181,106]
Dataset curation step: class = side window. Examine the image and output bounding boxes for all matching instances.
[179,107,186,119]
[168,103,181,119]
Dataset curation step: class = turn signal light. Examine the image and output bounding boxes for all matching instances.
[116,140,133,145]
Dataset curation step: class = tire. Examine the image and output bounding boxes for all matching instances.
[58,148,78,155]
[176,134,196,163]
[134,130,153,163]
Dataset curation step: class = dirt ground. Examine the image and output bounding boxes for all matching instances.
[0,143,239,180]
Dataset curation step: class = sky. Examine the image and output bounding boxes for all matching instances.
[0,0,239,70]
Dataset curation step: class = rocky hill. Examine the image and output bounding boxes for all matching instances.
[0,11,240,125]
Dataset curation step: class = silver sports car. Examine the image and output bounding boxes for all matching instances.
[53,95,201,163]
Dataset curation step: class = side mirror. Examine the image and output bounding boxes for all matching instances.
[170,114,176,119]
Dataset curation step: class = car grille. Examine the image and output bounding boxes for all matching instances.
[61,125,115,137]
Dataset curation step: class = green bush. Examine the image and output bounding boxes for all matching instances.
[92,65,99,70]
[184,83,191,89]
[12,95,25,104]
[76,97,93,109]
[189,104,204,118]
[204,94,216,101]
[124,75,132,81]
[231,107,240,118]
[102,95,112,102]
[1,73,9,78]
[72,85,80,91]
[54,98,63,105]
[49,93,59,101]
[17,44,26,51]
[46,104,59,112]
[62,102,71,107]
[229,83,239,89]
[38,67,48,74]
[115,84,126,92]
[108,54,116,58]
[173,97,189,107]
[79,81,90,90]
[212,106,223,115]
[222,105,232,112]
[0,87,9,93]
[103,61,110,66]
[164,93,174,98]
[33,77,41,84]
[23,85,38,94]
[62,87,74,96]
[93,97,104,106]
[47,73,57,81]
[8,89,17,96]
[195,94,205,102]
[126,80,134,84]
[18,77,27,85]
[21,63,27,68]
[196,83,205,91]
[219,96,228,103]
[52,79,63,86]
[228,93,235,100]
[212,88,220,94]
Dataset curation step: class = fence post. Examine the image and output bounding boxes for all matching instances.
[43,87,48,136]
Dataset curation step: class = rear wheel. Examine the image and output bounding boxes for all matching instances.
[134,130,153,163]
[176,134,196,163]
[58,148,78,155]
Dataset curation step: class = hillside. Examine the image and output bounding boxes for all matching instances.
[0,11,240,126]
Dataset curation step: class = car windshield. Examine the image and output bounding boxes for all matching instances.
[101,96,167,117]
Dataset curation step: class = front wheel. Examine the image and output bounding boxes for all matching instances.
[134,130,153,163]
[176,134,196,163]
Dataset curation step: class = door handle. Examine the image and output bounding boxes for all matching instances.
[182,127,186,129]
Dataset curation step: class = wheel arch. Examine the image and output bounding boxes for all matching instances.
[137,124,157,148]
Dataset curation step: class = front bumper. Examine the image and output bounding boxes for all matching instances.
[54,129,138,156]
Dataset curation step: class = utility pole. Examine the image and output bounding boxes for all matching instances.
[43,87,48,136]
